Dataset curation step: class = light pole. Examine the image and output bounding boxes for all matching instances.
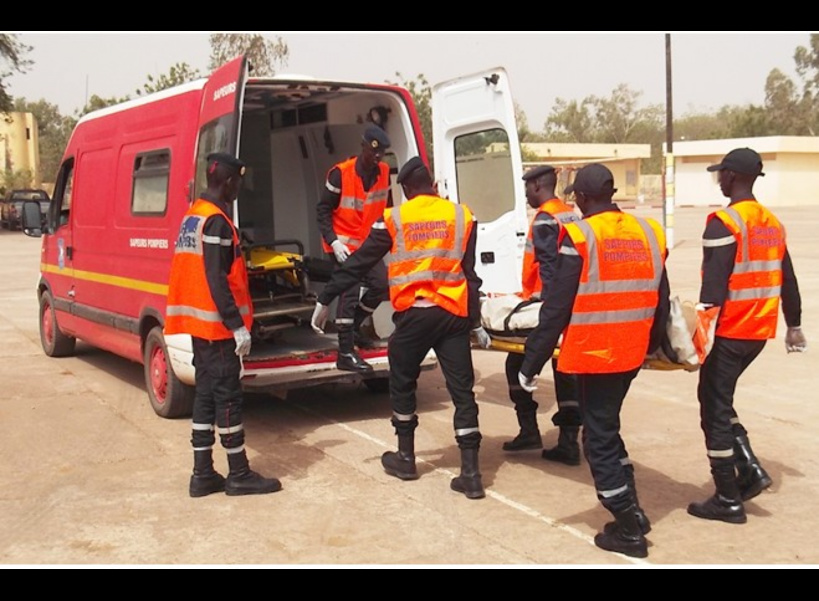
[664,33,675,249]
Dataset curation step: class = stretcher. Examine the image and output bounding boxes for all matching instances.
[479,294,700,372]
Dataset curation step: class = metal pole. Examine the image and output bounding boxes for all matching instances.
[664,33,675,249]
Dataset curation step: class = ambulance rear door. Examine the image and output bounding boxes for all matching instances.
[431,67,528,295]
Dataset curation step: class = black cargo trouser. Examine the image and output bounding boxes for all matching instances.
[579,368,641,514]
[505,352,581,427]
[697,336,766,464]
[388,305,481,449]
[331,254,389,325]
[191,336,245,452]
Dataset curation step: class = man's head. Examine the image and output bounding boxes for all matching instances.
[564,163,617,216]
[397,156,434,199]
[706,147,764,198]
[359,126,391,171]
[522,165,557,209]
[206,152,246,202]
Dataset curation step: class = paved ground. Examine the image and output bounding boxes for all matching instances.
[0,205,816,567]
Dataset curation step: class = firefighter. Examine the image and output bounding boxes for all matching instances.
[165,152,282,498]
[687,147,806,524]
[519,163,671,558]
[311,156,492,500]
[502,164,582,467]
[316,126,392,373]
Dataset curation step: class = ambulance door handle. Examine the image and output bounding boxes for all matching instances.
[66,246,73,260]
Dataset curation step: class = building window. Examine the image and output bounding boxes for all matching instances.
[26,127,31,140]
[132,150,170,216]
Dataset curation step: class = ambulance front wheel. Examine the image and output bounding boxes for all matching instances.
[39,289,76,357]
[144,326,195,419]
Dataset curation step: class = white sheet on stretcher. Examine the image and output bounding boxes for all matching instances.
[479,294,699,372]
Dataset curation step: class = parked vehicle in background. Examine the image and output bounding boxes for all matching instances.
[1,189,50,230]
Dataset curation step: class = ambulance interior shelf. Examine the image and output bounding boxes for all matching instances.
[243,237,320,339]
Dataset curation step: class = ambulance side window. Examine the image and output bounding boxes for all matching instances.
[453,128,515,223]
[52,159,74,229]
[131,149,171,216]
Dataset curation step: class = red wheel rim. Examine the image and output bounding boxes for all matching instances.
[42,301,54,346]
[149,343,168,405]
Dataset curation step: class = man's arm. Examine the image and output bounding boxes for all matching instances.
[202,214,244,331]
[461,216,483,328]
[317,167,342,247]
[700,218,735,306]
[317,221,392,305]
[531,213,560,299]
[520,238,581,378]
[781,248,802,328]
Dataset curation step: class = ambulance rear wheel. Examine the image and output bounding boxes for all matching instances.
[39,290,76,357]
[144,326,194,419]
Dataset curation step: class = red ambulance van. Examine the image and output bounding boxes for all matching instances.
[22,56,526,419]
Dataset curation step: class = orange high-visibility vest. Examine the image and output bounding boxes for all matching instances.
[521,198,579,300]
[164,199,253,340]
[384,195,474,317]
[558,212,666,374]
[321,157,390,253]
[707,200,785,340]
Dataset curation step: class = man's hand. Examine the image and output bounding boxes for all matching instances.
[471,326,492,349]
[232,326,252,357]
[786,327,807,353]
[311,302,330,335]
[331,240,350,263]
[518,371,537,393]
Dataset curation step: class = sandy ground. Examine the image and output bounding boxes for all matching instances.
[0,205,816,567]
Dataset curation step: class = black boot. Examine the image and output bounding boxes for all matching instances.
[541,426,581,465]
[734,434,772,501]
[336,326,374,373]
[687,463,746,524]
[225,450,283,496]
[382,433,419,481]
[502,411,542,451]
[189,450,226,498]
[450,447,485,499]
[594,505,648,558]
[353,306,378,350]
[604,466,651,535]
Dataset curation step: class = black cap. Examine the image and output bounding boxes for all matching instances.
[522,165,556,181]
[706,147,765,177]
[396,156,428,184]
[363,126,391,151]
[207,152,246,176]
[564,163,617,196]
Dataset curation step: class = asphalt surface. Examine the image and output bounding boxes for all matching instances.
[0,205,816,567]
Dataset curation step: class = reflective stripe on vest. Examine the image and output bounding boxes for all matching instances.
[521,198,578,299]
[558,213,665,374]
[164,200,253,340]
[708,201,785,340]
[322,157,390,253]
[385,195,472,317]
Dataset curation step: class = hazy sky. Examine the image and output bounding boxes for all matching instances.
[5,32,813,129]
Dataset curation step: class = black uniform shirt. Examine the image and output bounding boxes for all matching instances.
[200,192,245,332]
[317,210,483,328]
[531,200,573,300]
[700,206,801,328]
[521,203,671,378]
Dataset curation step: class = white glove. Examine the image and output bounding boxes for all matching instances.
[232,326,252,357]
[518,371,537,393]
[311,302,330,335]
[331,240,350,263]
[785,327,807,353]
[471,326,492,349]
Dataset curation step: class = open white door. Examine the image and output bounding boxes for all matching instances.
[432,67,528,295]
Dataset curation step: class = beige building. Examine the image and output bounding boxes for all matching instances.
[670,136,819,207]
[522,142,652,202]
[0,111,41,188]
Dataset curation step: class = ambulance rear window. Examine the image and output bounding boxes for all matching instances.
[132,150,171,216]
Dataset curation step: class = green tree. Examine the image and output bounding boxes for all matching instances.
[543,98,596,142]
[13,98,74,183]
[76,93,132,118]
[389,72,433,166]
[0,34,33,114]
[136,62,202,96]
[208,34,289,76]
